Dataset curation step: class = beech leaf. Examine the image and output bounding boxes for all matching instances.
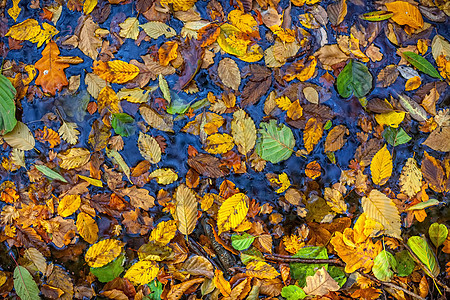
[336,60,373,98]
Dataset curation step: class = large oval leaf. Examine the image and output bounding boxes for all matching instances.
[0,74,17,135]
[336,60,373,98]
[13,266,40,300]
[217,193,249,234]
[402,51,441,79]
[256,119,295,164]
[175,184,197,236]
[428,223,448,248]
[407,236,440,277]
[372,250,397,281]
[2,121,35,150]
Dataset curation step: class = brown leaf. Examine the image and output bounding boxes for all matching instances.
[188,153,229,178]
[174,38,204,91]
[130,54,175,88]
[423,126,450,153]
[377,65,399,88]
[75,16,102,60]
[117,186,155,210]
[324,125,349,152]
[166,278,204,300]
[181,255,214,278]
[303,267,340,296]
[355,138,382,167]
[136,0,154,13]
[366,98,394,114]
[315,44,349,70]
[218,57,241,91]
[421,151,445,193]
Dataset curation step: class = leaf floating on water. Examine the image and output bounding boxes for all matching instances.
[256,119,295,164]
[175,184,197,236]
[85,239,125,268]
[13,266,41,300]
[138,132,162,164]
[217,193,249,234]
[35,164,67,183]
[402,51,442,79]
[2,121,35,151]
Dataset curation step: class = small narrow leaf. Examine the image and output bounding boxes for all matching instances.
[402,51,442,79]
[35,164,67,183]
[360,11,393,21]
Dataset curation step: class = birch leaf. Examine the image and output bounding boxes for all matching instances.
[119,17,140,40]
[370,145,393,186]
[175,184,197,236]
[399,157,422,198]
[231,109,256,155]
[362,189,402,238]
[76,212,99,244]
[217,193,249,234]
[138,132,162,164]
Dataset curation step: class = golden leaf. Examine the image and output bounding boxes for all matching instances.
[231,109,256,155]
[119,17,140,40]
[8,0,21,22]
[370,145,393,185]
[118,186,154,210]
[166,278,205,300]
[58,194,81,217]
[214,269,231,297]
[303,267,340,296]
[228,10,258,34]
[283,234,305,254]
[85,239,124,268]
[124,260,159,285]
[149,220,178,245]
[275,96,292,111]
[405,76,421,91]
[204,133,234,154]
[287,100,303,120]
[246,261,280,279]
[175,184,197,236]
[58,122,80,145]
[97,86,120,114]
[324,187,347,214]
[362,189,402,238]
[331,230,382,273]
[92,60,140,84]
[140,106,174,133]
[118,88,152,103]
[78,175,103,187]
[160,0,197,11]
[217,193,249,234]
[6,19,41,41]
[29,23,59,48]
[76,212,98,244]
[385,1,423,29]
[159,41,178,66]
[374,110,405,128]
[399,157,422,198]
[268,173,291,194]
[57,147,91,170]
[181,255,214,278]
[149,168,178,185]
[83,0,98,15]
[303,117,323,154]
[138,132,161,164]
[182,112,224,135]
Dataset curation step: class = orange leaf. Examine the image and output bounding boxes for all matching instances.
[92,60,140,84]
[197,24,221,47]
[385,1,423,29]
[159,41,178,66]
[34,41,69,95]
[303,117,323,153]
[213,269,231,297]
[405,76,421,91]
[305,160,321,179]
[35,127,61,148]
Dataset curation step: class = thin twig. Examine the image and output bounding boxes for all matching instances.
[264,253,426,300]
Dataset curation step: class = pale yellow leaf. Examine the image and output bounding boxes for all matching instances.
[140,106,174,133]
[117,87,152,103]
[218,57,241,90]
[175,184,197,236]
[362,189,402,238]
[77,175,103,187]
[140,22,176,39]
[230,109,256,155]
[324,187,347,214]
[138,132,161,164]
[246,261,280,279]
[303,267,340,296]
[57,147,91,170]
[399,157,422,198]
[6,19,41,41]
[59,122,80,145]
[149,168,178,185]
[85,73,107,99]
[119,17,140,40]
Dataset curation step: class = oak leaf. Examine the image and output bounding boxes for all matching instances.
[35,127,61,148]
[34,41,69,95]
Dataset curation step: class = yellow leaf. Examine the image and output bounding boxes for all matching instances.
[119,17,140,40]
[214,269,231,297]
[205,133,234,154]
[29,23,59,48]
[57,147,91,170]
[303,117,323,154]
[292,0,321,5]
[58,194,81,217]
[118,88,152,103]
[399,157,422,198]
[417,39,428,55]
[231,109,256,155]
[275,96,292,111]
[6,19,41,41]
[269,173,291,194]
[246,261,280,279]
[92,60,140,84]
[287,100,303,120]
[238,44,264,62]
[149,168,178,185]
[8,0,21,22]
[124,260,159,285]
[175,184,197,236]
[85,239,124,268]
[83,0,97,15]
[77,175,103,187]
[385,1,423,29]
[182,112,224,136]
[217,193,249,234]
[374,110,405,128]
[138,132,161,164]
[227,10,258,34]
[158,41,178,66]
[76,212,98,244]
[149,220,178,245]
[160,0,197,11]
[362,189,402,238]
[370,145,393,186]
[405,76,421,91]
[270,25,296,43]
[283,234,305,254]
[349,34,369,63]
[97,86,121,114]
[324,187,347,214]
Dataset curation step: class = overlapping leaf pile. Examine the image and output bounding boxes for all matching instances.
[0,0,450,299]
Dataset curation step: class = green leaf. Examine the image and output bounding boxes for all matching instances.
[231,233,255,251]
[359,11,393,21]
[256,120,295,164]
[13,266,41,300]
[281,285,306,300]
[159,74,171,104]
[35,164,68,183]
[382,126,411,146]
[428,223,448,248]
[324,120,332,130]
[328,266,347,287]
[406,199,440,211]
[395,250,415,277]
[90,254,124,283]
[240,248,264,265]
[402,51,442,79]
[0,73,17,135]
[291,246,328,287]
[144,280,163,300]
[407,236,440,277]
[336,60,373,98]
[373,250,397,281]
[111,113,136,137]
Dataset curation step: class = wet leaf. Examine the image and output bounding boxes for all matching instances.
[217,193,249,234]
[181,255,214,278]
[76,212,99,244]
[57,147,91,169]
[428,223,448,248]
[85,239,125,268]
[124,260,159,286]
[324,125,348,152]
[175,184,197,236]
[93,60,140,84]
[231,233,255,251]
[218,57,241,90]
[385,1,423,29]
[0,73,17,135]
[336,60,373,99]
[402,52,441,79]
[35,165,67,183]
[246,261,280,279]
[58,194,81,217]
[149,168,178,185]
[382,126,411,147]
[303,267,339,296]
[256,120,295,164]
[372,250,397,281]
[14,266,40,300]
[138,132,162,164]
[370,145,393,186]
[399,157,422,198]
[407,236,440,277]
[2,121,35,151]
